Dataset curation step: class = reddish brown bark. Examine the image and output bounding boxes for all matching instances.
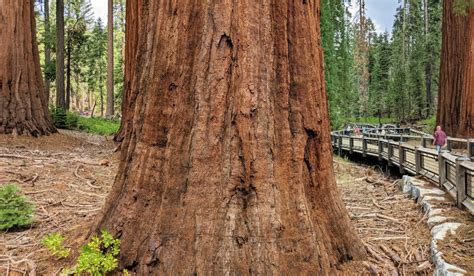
[114,0,142,142]
[0,0,56,136]
[437,1,474,137]
[106,0,115,118]
[97,1,366,274]
[56,0,66,109]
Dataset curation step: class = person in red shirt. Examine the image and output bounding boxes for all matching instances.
[433,125,447,152]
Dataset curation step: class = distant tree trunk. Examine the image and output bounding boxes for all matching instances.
[114,0,141,142]
[56,0,66,109]
[96,1,366,274]
[437,0,473,137]
[75,73,80,111]
[0,0,56,136]
[106,0,114,118]
[44,0,51,104]
[100,64,104,117]
[66,36,71,110]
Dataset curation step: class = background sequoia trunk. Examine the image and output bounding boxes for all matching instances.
[114,0,142,142]
[97,1,366,274]
[0,0,56,136]
[437,0,473,137]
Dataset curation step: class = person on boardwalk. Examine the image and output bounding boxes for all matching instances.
[433,125,447,152]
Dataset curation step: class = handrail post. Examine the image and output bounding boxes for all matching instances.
[446,137,452,152]
[415,147,421,175]
[421,136,428,148]
[378,138,383,161]
[349,137,354,154]
[338,135,342,156]
[399,142,405,174]
[362,136,368,157]
[468,139,474,160]
[455,157,470,207]
[438,151,447,189]
[387,142,393,166]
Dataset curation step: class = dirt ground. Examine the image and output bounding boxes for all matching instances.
[0,131,118,275]
[0,131,470,275]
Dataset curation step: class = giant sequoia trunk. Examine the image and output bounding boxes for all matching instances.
[97,1,366,274]
[114,0,141,142]
[106,0,114,118]
[437,1,473,137]
[0,0,56,136]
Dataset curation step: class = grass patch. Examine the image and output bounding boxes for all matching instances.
[77,116,120,136]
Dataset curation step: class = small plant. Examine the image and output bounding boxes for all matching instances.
[0,184,35,231]
[51,107,68,129]
[71,230,121,275]
[42,233,71,259]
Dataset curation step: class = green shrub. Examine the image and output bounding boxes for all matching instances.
[0,184,35,231]
[51,107,68,129]
[66,112,79,129]
[71,230,121,275]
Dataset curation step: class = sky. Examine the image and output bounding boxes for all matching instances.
[90,1,107,21]
[91,0,400,34]
[349,0,400,34]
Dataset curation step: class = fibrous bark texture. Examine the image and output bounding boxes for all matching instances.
[114,0,141,142]
[0,0,56,136]
[97,1,366,274]
[106,0,114,118]
[437,1,473,137]
[55,0,66,108]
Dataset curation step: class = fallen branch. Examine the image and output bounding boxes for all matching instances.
[379,244,402,264]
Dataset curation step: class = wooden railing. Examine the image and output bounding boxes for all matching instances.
[331,125,474,215]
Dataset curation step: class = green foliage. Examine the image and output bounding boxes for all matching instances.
[77,117,120,135]
[66,111,80,129]
[72,230,120,276]
[52,108,80,129]
[0,184,35,231]
[453,0,474,15]
[42,233,71,259]
[51,107,119,135]
[332,117,396,130]
[52,107,68,129]
[321,0,442,126]
[321,0,359,128]
[418,116,436,133]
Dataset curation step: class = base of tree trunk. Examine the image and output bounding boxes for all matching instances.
[94,1,366,274]
[0,0,56,137]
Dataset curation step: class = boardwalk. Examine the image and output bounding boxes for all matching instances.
[331,125,474,215]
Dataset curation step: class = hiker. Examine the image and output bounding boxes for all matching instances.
[346,125,352,136]
[433,125,447,152]
[354,126,361,136]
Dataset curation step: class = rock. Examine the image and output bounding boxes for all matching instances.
[431,222,461,240]
[427,216,450,229]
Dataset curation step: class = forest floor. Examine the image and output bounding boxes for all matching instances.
[336,157,434,275]
[0,131,471,275]
[0,131,118,275]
